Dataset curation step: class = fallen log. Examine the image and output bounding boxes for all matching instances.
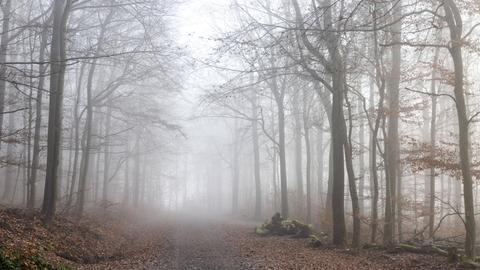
[397,243,425,254]
[459,259,480,269]
[255,213,314,238]
[362,243,382,250]
[307,234,322,248]
[397,243,450,256]
[255,214,325,249]
[396,242,480,268]
[431,245,448,257]
[255,226,270,236]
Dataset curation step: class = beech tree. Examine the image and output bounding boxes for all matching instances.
[41,0,71,224]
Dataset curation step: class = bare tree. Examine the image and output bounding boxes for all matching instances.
[384,0,402,246]
[41,0,71,224]
[442,0,475,258]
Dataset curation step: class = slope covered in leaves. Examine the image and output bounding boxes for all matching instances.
[0,208,175,269]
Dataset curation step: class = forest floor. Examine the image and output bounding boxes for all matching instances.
[0,208,458,269]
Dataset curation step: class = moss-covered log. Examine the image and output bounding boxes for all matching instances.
[459,259,480,269]
[255,213,315,239]
[308,234,323,248]
[397,243,425,254]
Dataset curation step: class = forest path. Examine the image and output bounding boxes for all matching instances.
[160,214,451,270]
[171,216,248,270]
[71,212,451,269]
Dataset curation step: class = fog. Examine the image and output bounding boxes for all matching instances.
[2,0,480,260]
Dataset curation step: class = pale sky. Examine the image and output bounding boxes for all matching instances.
[176,0,231,59]
[173,0,237,115]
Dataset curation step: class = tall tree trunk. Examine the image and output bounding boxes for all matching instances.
[0,0,12,152]
[303,89,312,224]
[428,42,440,238]
[272,146,278,211]
[331,72,346,246]
[93,114,102,203]
[75,78,93,216]
[369,87,380,243]
[317,120,324,215]
[102,102,112,206]
[66,62,86,211]
[0,0,13,201]
[252,88,262,219]
[293,89,304,216]
[133,133,141,207]
[325,142,333,232]
[324,0,347,246]
[140,154,147,205]
[443,0,475,258]
[57,143,64,201]
[383,0,402,246]
[74,11,111,216]
[344,91,360,248]
[278,102,289,217]
[25,88,32,207]
[41,0,71,223]
[369,2,386,243]
[232,118,240,214]
[314,83,332,232]
[65,117,74,203]
[358,98,365,216]
[291,0,346,244]
[25,33,34,207]
[422,90,430,231]
[75,64,96,216]
[3,88,15,202]
[123,137,130,204]
[264,0,288,217]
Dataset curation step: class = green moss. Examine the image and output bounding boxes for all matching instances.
[256,213,315,238]
[307,234,322,247]
[255,226,270,236]
[0,248,72,270]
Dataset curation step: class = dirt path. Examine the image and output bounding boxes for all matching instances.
[68,213,452,269]
[163,216,453,270]
[172,217,246,270]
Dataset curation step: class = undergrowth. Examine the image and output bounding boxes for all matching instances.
[0,248,71,270]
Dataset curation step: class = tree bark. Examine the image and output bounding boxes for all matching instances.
[3,86,15,202]
[344,92,360,248]
[251,88,262,219]
[369,2,386,243]
[383,0,402,246]
[75,63,97,216]
[317,119,324,215]
[123,136,130,205]
[133,133,141,207]
[102,102,112,206]
[278,102,289,217]
[291,0,346,245]
[428,41,440,238]
[28,23,49,210]
[303,89,312,224]
[41,0,71,224]
[443,0,475,258]
[358,98,365,216]
[0,0,12,152]
[232,118,240,214]
[66,62,86,211]
[293,89,304,215]
[331,72,346,246]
